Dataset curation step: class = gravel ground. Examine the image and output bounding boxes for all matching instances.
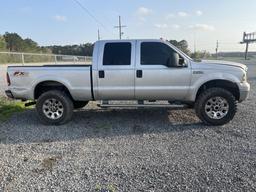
[0,61,256,191]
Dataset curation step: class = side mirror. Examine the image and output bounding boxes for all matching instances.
[167,52,181,67]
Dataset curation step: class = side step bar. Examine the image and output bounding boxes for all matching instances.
[98,103,185,108]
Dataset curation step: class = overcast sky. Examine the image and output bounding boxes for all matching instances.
[1,0,256,53]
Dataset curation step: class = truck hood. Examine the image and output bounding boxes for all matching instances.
[198,60,247,71]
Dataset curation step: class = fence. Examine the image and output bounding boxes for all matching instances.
[0,52,92,65]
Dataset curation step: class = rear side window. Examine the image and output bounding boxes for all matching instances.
[103,42,131,65]
[141,42,175,66]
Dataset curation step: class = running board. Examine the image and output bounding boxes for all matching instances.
[98,103,185,108]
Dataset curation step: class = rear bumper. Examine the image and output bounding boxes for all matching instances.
[5,90,14,99]
[5,87,33,100]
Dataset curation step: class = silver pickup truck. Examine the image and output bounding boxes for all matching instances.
[5,39,250,125]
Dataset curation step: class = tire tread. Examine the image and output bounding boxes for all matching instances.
[195,88,237,125]
[36,90,74,125]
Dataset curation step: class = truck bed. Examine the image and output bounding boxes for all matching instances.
[7,65,93,101]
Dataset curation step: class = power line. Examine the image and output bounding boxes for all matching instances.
[72,0,110,32]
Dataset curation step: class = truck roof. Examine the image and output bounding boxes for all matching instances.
[96,39,165,43]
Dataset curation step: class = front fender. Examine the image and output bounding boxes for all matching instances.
[187,72,241,101]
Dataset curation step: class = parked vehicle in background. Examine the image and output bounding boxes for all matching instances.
[5,39,250,125]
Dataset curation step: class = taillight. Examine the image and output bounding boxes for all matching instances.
[6,72,10,86]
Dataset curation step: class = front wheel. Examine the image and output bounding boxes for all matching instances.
[36,90,74,125]
[195,88,237,126]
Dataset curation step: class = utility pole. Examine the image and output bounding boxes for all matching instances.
[245,42,249,60]
[114,16,126,39]
[97,29,100,40]
[193,38,196,54]
[215,40,219,59]
[193,30,197,54]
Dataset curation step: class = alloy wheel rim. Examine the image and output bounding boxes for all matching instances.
[204,96,229,120]
[42,98,64,120]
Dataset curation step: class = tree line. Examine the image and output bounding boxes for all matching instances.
[0,32,94,56]
[0,32,51,53]
[0,32,212,59]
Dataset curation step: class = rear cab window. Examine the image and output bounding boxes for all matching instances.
[103,42,131,66]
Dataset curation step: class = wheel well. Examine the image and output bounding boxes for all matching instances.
[196,80,240,101]
[34,81,73,100]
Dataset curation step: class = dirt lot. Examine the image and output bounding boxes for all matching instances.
[0,60,255,191]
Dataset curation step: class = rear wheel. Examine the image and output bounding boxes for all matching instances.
[73,101,89,109]
[195,88,237,125]
[36,90,74,125]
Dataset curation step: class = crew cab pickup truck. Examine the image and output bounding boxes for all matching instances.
[5,39,250,125]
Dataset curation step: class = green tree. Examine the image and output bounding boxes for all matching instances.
[3,32,24,51]
[2,32,52,54]
[48,43,94,56]
[23,38,38,52]
[191,51,211,59]
[168,39,190,55]
[0,36,7,51]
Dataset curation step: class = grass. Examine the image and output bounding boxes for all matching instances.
[95,184,116,192]
[0,97,26,122]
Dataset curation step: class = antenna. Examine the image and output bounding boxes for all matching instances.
[97,29,100,40]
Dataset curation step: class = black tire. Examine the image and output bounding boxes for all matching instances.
[36,90,74,125]
[195,88,237,126]
[73,101,89,109]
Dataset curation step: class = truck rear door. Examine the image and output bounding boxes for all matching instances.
[95,40,135,100]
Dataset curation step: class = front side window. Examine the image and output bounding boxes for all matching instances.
[103,42,131,65]
[141,42,176,66]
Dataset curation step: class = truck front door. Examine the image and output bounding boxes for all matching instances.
[96,41,135,100]
[135,41,191,100]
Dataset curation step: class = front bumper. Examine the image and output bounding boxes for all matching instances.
[239,82,250,102]
[5,90,14,99]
